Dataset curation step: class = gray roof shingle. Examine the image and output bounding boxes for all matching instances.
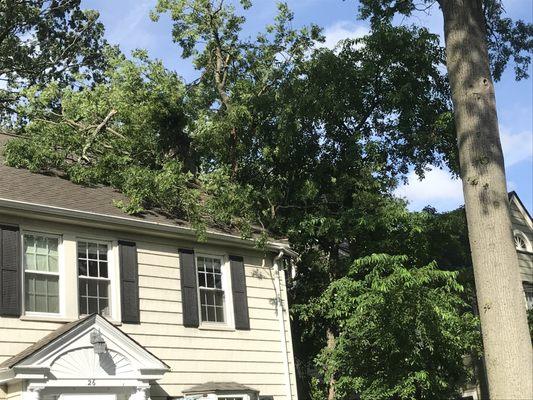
[0,134,189,228]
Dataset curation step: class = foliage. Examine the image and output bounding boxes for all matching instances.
[3,50,256,237]
[356,0,533,82]
[0,0,108,121]
[298,254,480,400]
[2,1,495,398]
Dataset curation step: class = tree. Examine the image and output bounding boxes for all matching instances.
[3,50,257,237]
[356,1,533,397]
[0,0,107,122]
[298,254,480,400]
[4,2,491,397]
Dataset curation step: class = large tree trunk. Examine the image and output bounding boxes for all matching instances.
[439,0,533,398]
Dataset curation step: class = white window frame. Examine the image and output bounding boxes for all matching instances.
[21,231,65,317]
[76,237,120,321]
[514,230,532,252]
[195,252,235,329]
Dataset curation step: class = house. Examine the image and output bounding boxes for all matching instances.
[461,190,533,400]
[0,134,298,400]
[509,191,533,309]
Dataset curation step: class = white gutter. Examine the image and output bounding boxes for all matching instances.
[274,250,294,400]
[0,198,295,255]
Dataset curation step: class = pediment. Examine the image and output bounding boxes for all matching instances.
[3,314,168,382]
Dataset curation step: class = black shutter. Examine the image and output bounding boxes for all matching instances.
[0,224,21,317]
[119,241,140,324]
[230,255,250,330]
[179,249,199,328]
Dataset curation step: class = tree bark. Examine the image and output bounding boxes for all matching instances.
[439,0,533,398]
[326,328,336,400]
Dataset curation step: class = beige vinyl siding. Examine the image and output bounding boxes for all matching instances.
[121,241,297,399]
[0,213,297,400]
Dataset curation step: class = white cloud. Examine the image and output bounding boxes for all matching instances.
[321,21,369,50]
[500,126,533,167]
[394,166,464,211]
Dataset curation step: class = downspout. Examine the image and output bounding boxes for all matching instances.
[274,250,294,400]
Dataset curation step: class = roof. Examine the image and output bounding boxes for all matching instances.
[0,314,94,369]
[0,134,202,228]
[183,382,259,395]
[0,134,295,255]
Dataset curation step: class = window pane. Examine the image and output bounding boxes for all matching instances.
[79,296,87,314]
[206,273,214,288]
[35,276,47,295]
[24,235,59,273]
[87,279,98,296]
[88,297,98,314]
[214,291,224,307]
[35,295,47,312]
[98,281,108,298]
[214,273,222,289]
[48,295,59,313]
[25,274,59,313]
[215,306,225,323]
[88,242,98,260]
[201,306,207,321]
[24,252,35,270]
[99,262,108,278]
[36,254,47,271]
[78,259,87,276]
[78,242,87,259]
[205,258,213,273]
[88,260,98,277]
[207,291,215,306]
[99,244,108,261]
[36,236,47,254]
[79,279,87,296]
[99,298,109,316]
[206,305,215,322]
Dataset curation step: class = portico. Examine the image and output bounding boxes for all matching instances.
[0,315,169,400]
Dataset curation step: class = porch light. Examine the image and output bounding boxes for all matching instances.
[90,329,107,354]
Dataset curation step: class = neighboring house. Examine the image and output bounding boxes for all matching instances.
[0,134,298,400]
[509,191,533,310]
[461,191,533,400]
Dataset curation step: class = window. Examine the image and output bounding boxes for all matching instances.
[23,233,60,314]
[78,240,110,316]
[514,231,531,252]
[197,255,225,323]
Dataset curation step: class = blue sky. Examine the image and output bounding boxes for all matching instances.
[83,0,532,213]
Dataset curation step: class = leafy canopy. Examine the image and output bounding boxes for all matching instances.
[0,0,108,120]
[298,254,480,400]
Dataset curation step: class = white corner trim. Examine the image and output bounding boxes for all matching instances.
[274,251,293,400]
